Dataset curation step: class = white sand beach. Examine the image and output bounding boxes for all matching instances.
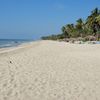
[0,40,100,100]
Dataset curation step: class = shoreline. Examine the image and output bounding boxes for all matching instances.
[0,40,100,56]
[0,41,42,56]
[0,40,41,53]
[0,40,100,55]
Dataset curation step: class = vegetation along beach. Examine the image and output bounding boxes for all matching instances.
[42,8,100,43]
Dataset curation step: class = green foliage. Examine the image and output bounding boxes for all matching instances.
[41,8,100,41]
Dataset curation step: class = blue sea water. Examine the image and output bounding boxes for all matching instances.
[0,39,32,48]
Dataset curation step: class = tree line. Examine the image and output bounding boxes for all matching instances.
[42,8,100,41]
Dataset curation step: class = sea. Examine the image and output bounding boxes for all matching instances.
[0,39,32,48]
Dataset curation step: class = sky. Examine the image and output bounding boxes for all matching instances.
[0,0,100,39]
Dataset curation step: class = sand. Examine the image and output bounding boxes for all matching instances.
[0,40,100,100]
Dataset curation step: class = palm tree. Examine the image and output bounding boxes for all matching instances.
[61,26,69,38]
[96,15,100,24]
[95,15,100,40]
[75,18,84,37]
[86,8,99,35]
[65,24,75,37]
[42,8,100,41]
